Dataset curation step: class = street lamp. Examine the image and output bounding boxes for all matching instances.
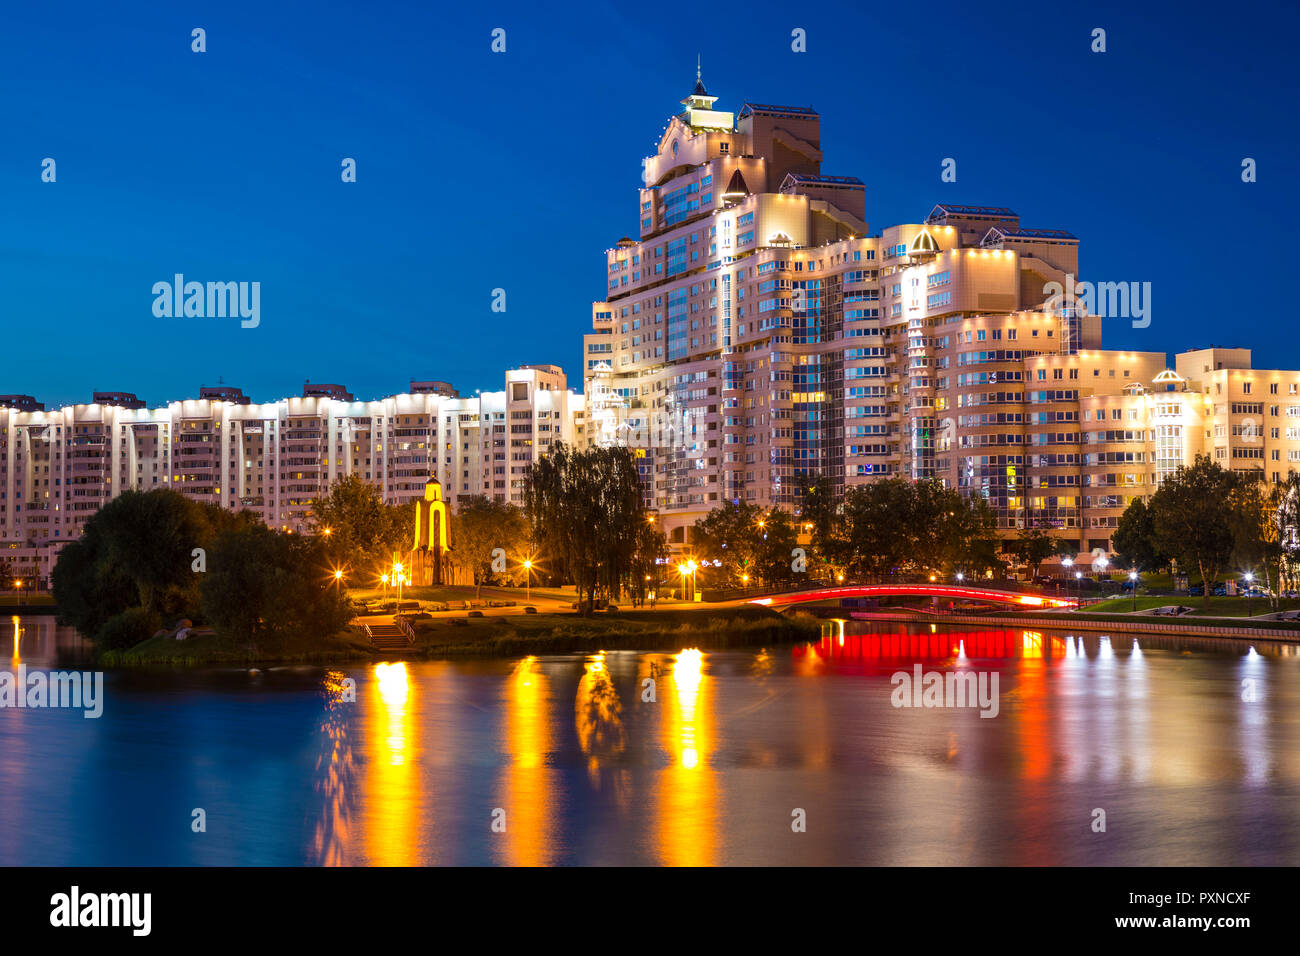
[380,573,389,600]
[956,572,964,582]
[1244,571,1255,618]
[523,559,532,603]
[1074,570,1083,608]
[1129,571,1138,611]
[13,579,22,607]
[1096,554,1109,581]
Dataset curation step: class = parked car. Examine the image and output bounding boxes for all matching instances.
[523,606,537,614]
[467,610,484,618]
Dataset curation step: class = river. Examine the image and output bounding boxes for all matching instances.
[1,616,1298,865]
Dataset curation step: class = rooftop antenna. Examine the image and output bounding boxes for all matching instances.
[696,54,701,83]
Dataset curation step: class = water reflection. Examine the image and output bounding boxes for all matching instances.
[498,656,557,866]
[4,623,1300,866]
[366,662,417,865]
[574,652,624,783]
[655,648,716,866]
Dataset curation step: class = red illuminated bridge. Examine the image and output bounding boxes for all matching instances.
[749,584,1077,610]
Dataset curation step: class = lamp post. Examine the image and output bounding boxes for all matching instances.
[1129,571,1138,611]
[380,573,389,601]
[956,572,964,583]
[1074,570,1083,608]
[13,579,22,608]
[333,568,344,593]
[1244,571,1254,618]
[1062,557,1074,602]
[523,559,532,603]
[1096,554,1109,583]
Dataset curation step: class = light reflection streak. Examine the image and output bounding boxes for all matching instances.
[500,656,556,866]
[655,648,715,865]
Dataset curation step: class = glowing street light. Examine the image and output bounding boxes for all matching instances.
[1244,571,1255,618]
[1129,570,1138,611]
[523,558,533,602]
[956,572,964,582]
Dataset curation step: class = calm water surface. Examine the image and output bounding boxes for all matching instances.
[2,615,1299,865]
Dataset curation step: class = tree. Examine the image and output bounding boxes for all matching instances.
[524,443,647,614]
[841,478,916,578]
[91,489,211,615]
[1274,472,1300,594]
[1112,496,1167,573]
[1008,526,1073,581]
[51,536,139,640]
[627,519,669,607]
[1228,476,1283,610]
[691,501,766,587]
[754,507,799,588]
[449,496,528,599]
[53,489,222,645]
[201,523,353,646]
[795,471,842,576]
[306,474,410,577]
[836,478,1000,580]
[1148,455,1238,610]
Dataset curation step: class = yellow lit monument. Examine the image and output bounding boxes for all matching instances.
[410,477,451,586]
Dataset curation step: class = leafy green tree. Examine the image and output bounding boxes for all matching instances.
[90,489,211,615]
[524,443,647,614]
[627,519,669,607]
[1228,476,1283,609]
[1149,454,1238,609]
[306,474,410,578]
[200,523,352,645]
[691,501,766,587]
[1008,526,1074,581]
[754,507,799,588]
[795,471,842,576]
[449,495,528,599]
[841,478,916,578]
[1274,472,1300,594]
[1112,496,1166,573]
[837,478,999,580]
[51,536,139,639]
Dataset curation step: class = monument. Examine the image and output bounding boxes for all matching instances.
[409,477,451,586]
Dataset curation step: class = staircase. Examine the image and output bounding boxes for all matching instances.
[362,619,414,650]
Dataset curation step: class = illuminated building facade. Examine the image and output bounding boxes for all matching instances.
[583,76,1300,556]
[0,366,584,580]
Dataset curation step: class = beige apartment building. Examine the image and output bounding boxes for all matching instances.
[0,366,583,581]
[583,76,1300,555]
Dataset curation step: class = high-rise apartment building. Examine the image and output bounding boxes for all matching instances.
[0,366,583,581]
[584,76,1106,549]
[583,77,1300,557]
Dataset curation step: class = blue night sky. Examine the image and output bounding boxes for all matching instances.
[1,0,1296,407]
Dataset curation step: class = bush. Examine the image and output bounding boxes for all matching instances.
[95,608,160,651]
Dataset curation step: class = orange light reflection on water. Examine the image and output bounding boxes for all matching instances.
[655,648,716,865]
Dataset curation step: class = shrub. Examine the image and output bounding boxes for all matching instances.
[95,607,160,651]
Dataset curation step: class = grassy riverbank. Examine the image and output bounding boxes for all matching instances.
[96,604,820,666]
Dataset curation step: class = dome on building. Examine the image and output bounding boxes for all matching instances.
[910,230,940,254]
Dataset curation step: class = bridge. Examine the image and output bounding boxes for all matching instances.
[749,583,1077,610]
